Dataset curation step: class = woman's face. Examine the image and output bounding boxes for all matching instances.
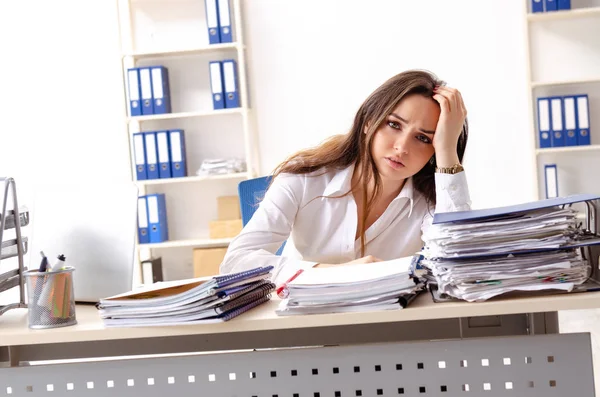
[370,94,440,185]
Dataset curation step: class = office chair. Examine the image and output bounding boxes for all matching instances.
[238,176,271,226]
[238,176,286,255]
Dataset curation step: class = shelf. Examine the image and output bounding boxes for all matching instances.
[123,43,240,60]
[527,6,600,22]
[531,77,600,88]
[536,145,600,155]
[127,108,246,123]
[138,237,233,250]
[137,172,249,186]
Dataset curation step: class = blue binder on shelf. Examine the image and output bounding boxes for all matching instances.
[156,130,172,179]
[576,94,591,146]
[127,68,142,116]
[563,96,578,146]
[137,196,150,244]
[147,193,169,243]
[205,0,221,44]
[223,59,240,108]
[144,131,159,179]
[537,97,551,148]
[133,132,147,180]
[545,0,558,11]
[549,96,565,147]
[558,0,570,10]
[217,0,233,43]
[139,67,154,115]
[209,61,225,110]
[150,66,171,114]
[169,129,187,178]
[531,0,544,12]
[544,164,558,199]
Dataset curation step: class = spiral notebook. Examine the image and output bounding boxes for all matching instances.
[97,266,273,309]
[97,266,274,327]
[102,288,273,327]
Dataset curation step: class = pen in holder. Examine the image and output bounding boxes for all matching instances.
[24,266,77,329]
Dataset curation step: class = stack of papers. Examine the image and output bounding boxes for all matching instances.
[422,195,600,302]
[276,257,424,316]
[97,266,275,327]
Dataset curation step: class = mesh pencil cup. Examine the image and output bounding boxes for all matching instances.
[24,266,77,329]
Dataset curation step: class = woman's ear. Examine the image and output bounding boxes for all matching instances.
[363,121,371,135]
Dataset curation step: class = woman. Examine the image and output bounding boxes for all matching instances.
[220,70,471,286]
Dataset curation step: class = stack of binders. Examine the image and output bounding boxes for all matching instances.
[209,59,240,109]
[133,130,187,180]
[421,194,600,302]
[97,266,275,327]
[138,193,169,244]
[205,0,234,44]
[537,95,591,148]
[127,65,171,116]
[531,0,571,12]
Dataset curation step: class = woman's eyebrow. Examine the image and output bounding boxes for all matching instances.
[390,113,435,135]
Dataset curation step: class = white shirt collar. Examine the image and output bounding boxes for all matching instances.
[323,164,415,214]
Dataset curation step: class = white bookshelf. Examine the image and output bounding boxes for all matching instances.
[524,0,600,200]
[116,0,258,282]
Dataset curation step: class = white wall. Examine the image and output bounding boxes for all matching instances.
[243,0,536,209]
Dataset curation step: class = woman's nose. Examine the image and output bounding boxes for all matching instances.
[394,135,409,154]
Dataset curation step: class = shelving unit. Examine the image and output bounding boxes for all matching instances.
[116,0,258,282]
[524,0,600,200]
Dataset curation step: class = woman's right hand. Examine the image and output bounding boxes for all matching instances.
[314,255,383,268]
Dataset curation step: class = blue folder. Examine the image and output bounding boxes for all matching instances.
[433,193,600,225]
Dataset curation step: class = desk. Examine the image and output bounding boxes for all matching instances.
[1,292,599,396]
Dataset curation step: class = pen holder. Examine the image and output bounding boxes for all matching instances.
[24,267,77,329]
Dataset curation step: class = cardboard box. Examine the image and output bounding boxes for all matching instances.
[193,248,228,277]
[218,196,241,221]
[209,219,243,239]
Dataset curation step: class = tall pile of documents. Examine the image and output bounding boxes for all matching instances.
[276,257,424,316]
[421,195,600,302]
[97,266,275,327]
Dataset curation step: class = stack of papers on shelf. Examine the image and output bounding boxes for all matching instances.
[422,194,600,302]
[276,257,425,316]
[97,266,275,327]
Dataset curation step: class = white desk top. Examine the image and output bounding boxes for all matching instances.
[2,291,600,347]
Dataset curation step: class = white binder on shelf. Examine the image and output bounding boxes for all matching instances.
[544,164,558,199]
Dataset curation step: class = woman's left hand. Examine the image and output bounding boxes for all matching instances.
[432,86,467,153]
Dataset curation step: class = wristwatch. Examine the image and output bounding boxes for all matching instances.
[435,164,464,174]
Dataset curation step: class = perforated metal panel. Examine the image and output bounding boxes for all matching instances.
[0,333,594,396]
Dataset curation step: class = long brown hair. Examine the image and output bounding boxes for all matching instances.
[270,70,468,255]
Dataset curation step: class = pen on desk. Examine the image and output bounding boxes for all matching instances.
[38,251,49,272]
[276,269,304,299]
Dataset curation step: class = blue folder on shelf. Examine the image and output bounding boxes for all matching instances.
[205,0,221,44]
[563,96,578,146]
[537,97,551,148]
[144,131,159,179]
[531,0,544,12]
[137,196,150,244]
[156,130,172,179]
[223,59,240,108]
[133,132,147,180]
[150,66,171,114]
[545,0,558,11]
[576,94,591,146]
[549,96,565,147]
[147,193,169,243]
[139,67,154,115]
[217,0,233,43]
[209,61,225,110]
[127,68,142,116]
[169,129,187,178]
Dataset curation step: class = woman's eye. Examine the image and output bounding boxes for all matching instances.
[417,135,432,144]
[387,121,401,129]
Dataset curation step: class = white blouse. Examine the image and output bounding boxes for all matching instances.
[220,164,472,286]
